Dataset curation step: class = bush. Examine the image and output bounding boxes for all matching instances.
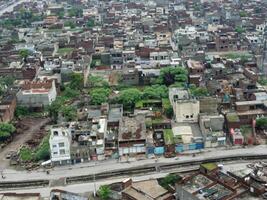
[98,185,111,200]
[34,135,50,161]
[20,147,33,161]
[0,123,16,142]
[159,174,182,189]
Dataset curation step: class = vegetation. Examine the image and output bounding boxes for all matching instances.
[164,129,174,145]
[0,123,16,142]
[86,18,95,28]
[88,75,109,88]
[19,147,32,161]
[162,98,173,119]
[142,85,168,99]
[235,26,244,34]
[19,49,30,59]
[19,135,50,162]
[225,53,252,62]
[60,106,77,121]
[159,174,182,189]
[64,21,76,29]
[117,88,142,109]
[57,48,74,56]
[0,10,43,29]
[239,11,247,17]
[15,106,30,118]
[68,73,84,90]
[258,77,267,86]
[256,117,267,129]
[157,67,188,86]
[98,185,111,200]
[68,7,83,17]
[90,88,111,105]
[189,85,209,97]
[62,87,80,99]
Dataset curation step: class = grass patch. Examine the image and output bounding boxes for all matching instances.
[226,113,240,123]
[201,163,217,171]
[57,48,74,55]
[164,129,174,145]
[224,53,252,61]
[20,147,33,161]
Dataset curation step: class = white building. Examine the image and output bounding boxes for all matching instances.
[49,126,72,165]
[17,80,57,108]
[169,88,200,123]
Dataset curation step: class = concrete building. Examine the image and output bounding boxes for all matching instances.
[49,126,72,165]
[169,88,200,123]
[17,80,57,108]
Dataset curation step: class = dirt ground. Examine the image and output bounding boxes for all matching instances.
[0,117,50,169]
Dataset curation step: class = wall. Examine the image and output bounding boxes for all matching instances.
[174,100,199,123]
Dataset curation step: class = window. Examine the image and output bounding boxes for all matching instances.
[62,132,65,136]
[59,142,64,147]
[53,131,58,136]
[60,149,65,155]
[52,145,57,148]
[186,115,189,119]
[191,115,193,118]
[53,152,58,155]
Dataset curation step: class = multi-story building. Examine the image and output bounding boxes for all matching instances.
[49,126,72,165]
[169,88,200,123]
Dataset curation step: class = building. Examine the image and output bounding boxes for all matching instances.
[169,88,200,123]
[49,126,72,165]
[17,79,57,108]
[118,115,147,156]
[122,178,173,200]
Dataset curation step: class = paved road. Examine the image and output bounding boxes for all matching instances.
[0,0,30,17]
[1,145,266,182]
[0,161,255,197]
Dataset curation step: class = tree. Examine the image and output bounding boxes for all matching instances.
[159,174,182,189]
[142,85,168,99]
[86,18,95,28]
[62,87,80,99]
[68,7,83,17]
[0,123,16,142]
[190,85,209,97]
[64,20,76,29]
[235,26,244,34]
[98,185,111,200]
[19,49,30,59]
[48,96,66,122]
[256,117,267,129]
[158,67,188,86]
[34,135,50,161]
[239,11,247,17]
[88,75,109,88]
[69,73,84,90]
[60,106,77,121]
[118,88,142,109]
[15,106,30,117]
[90,88,111,105]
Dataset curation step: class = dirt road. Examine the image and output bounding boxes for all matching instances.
[0,117,50,169]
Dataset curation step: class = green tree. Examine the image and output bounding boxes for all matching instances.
[118,88,142,109]
[256,117,267,129]
[88,75,109,88]
[64,20,76,29]
[159,174,182,189]
[60,106,77,121]
[68,7,83,17]
[19,49,30,59]
[239,11,247,17]
[98,185,111,200]
[190,85,209,97]
[235,26,244,34]
[15,106,30,118]
[62,87,80,99]
[48,96,66,122]
[0,123,16,142]
[90,88,111,105]
[86,18,95,28]
[69,73,84,90]
[143,85,168,99]
[158,67,188,86]
[34,135,50,161]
